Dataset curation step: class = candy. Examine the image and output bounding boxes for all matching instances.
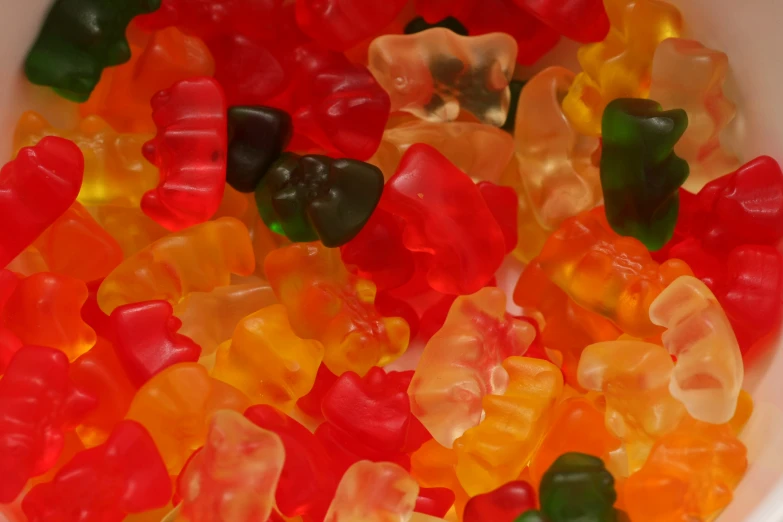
[142,77,227,231]
[255,153,384,247]
[177,410,285,522]
[24,0,161,101]
[0,346,96,502]
[0,137,83,268]
[21,420,171,522]
[212,304,323,408]
[601,98,689,250]
[226,106,293,193]
[265,242,409,376]
[125,363,250,473]
[409,288,536,448]
[368,28,517,125]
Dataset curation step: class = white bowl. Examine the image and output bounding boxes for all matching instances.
[2,1,782,521]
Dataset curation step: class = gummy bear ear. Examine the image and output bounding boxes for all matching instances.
[307,160,384,248]
[14,111,51,141]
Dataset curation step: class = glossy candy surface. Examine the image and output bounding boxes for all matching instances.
[0,346,96,503]
[25,0,162,101]
[601,98,689,250]
[0,137,83,268]
[22,420,171,522]
[255,153,384,247]
[7,0,769,519]
[142,77,227,231]
[368,29,517,125]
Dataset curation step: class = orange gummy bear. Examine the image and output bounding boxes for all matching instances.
[264,242,409,376]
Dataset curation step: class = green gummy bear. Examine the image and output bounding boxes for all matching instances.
[538,452,619,522]
[600,98,689,251]
[25,0,161,102]
[255,152,384,248]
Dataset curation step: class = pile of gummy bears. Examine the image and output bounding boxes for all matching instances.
[1,0,780,520]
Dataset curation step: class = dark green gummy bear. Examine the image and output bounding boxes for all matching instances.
[227,106,293,193]
[25,0,161,102]
[534,452,620,522]
[404,16,468,36]
[501,79,527,133]
[255,153,384,248]
[600,98,689,251]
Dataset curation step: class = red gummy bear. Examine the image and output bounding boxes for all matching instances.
[245,405,338,522]
[142,77,227,231]
[315,367,430,474]
[295,0,408,51]
[111,300,201,386]
[463,480,537,522]
[0,346,96,502]
[0,136,83,268]
[22,420,172,522]
[382,144,506,295]
[512,0,610,43]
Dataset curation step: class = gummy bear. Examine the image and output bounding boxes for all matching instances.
[22,420,171,522]
[227,106,293,193]
[255,153,384,247]
[368,28,517,125]
[212,304,324,409]
[98,217,255,314]
[125,362,251,473]
[80,26,216,133]
[513,66,601,233]
[0,136,84,268]
[177,410,285,522]
[409,287,536,448]
[649,38,739,191]
[142,77,228,231]
[454,357,563,495]
[324,461,419,522]
[624,420,747,522]
[601,98,689,250]
[24,0,162,101]
[381,144,507,294]
[265,242,409,376]
[536,208,693,338]
[316,367,422,473]
[111,300,202,386]
[0,346,96,502]
[578,340,685,473]
[648,276,743,424]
